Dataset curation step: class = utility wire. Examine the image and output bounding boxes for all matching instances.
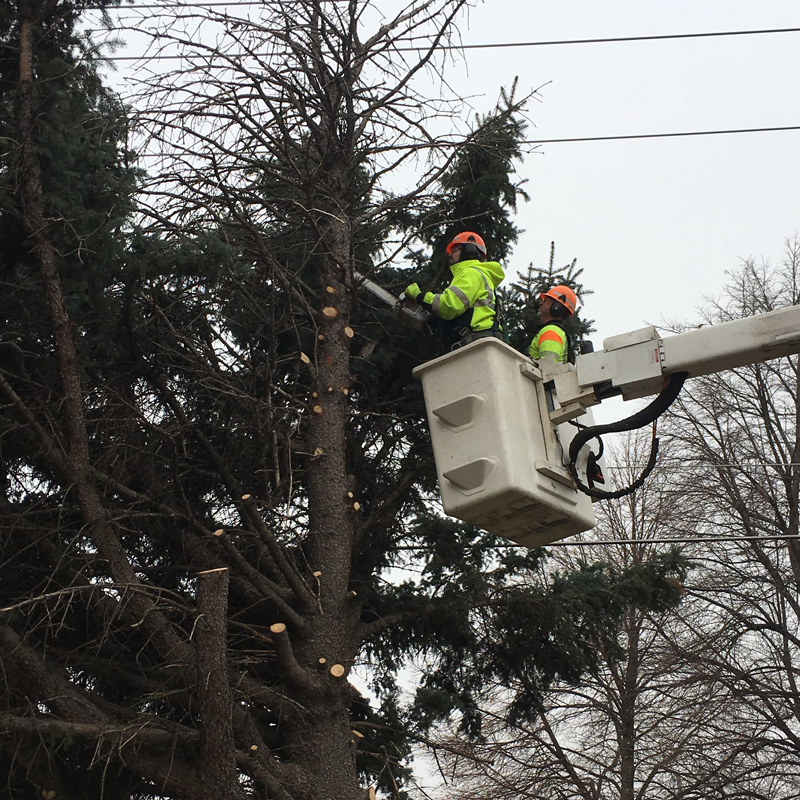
[420,26,800,51]
[81,23,800,56]
[398,534,800,549]
[83,0,800,52]
[522,125,800,144]
[604,462,800,470]
[546,535,800,546]
[126,124,800,158]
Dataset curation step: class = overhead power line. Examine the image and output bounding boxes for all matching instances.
[126,125,800,158]
[127,125,800,157]
[83,20,800,56]
[546,535,800,547]
[522,125,800,144]
[408,26,800,51]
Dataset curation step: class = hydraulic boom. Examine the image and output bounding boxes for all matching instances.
[413,304,800,547]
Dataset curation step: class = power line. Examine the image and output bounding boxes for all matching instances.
[546,535,800,547]
[85,25,800,59]
[409,26,800,51]
[522,125,800,144]
[124,124,800,159]
[604,462,800,470]
[435,534,800,548]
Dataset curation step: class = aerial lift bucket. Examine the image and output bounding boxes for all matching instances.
[413,337,598,547]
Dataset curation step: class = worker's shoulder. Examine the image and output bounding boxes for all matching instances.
[537,323,567,340]
[453,259,504,286]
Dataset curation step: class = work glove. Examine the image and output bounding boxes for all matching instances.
[405,283,422,300]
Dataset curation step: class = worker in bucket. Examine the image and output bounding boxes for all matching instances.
[528,285,577,364]
[403,231,505,349]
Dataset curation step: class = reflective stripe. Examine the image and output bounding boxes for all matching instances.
[432,284,470,316]
[450,286,471,308]
[472,271,496,309]
[529,324,568,363]
[538,330,565,345]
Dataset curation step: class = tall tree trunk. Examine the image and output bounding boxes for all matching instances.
[618,612,640,800]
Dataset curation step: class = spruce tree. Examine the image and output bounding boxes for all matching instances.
[0,2,687,798]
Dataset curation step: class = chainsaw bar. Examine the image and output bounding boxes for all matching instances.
[354,272,431,328]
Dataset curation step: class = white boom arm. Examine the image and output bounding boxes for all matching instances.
[545,305,800,423]
[413,304,800,548]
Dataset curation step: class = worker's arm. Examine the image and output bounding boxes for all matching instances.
[406,273,480,320]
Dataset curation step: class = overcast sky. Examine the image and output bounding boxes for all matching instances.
[427,1,796,342]
[99,0,800,344]
[95,1,799,343]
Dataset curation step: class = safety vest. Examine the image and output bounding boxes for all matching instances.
[420,259,505,333]
[528,322,569,364]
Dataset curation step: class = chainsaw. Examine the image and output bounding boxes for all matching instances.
[354,272,431,328]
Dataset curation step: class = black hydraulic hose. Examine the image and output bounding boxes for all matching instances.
[567,371,689,500]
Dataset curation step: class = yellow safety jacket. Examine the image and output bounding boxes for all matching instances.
[528,323,568,364]
[419,259,504,332]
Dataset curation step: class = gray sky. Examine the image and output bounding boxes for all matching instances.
[445,0,800,343]
[98,0,799,344]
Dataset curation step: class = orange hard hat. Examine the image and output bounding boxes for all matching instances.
[540,285,578,316]
[445,231,487,256]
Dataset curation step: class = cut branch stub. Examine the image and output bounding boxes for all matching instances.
[322,306,338,318]
[329,664,346,678]
[270,623,286,635]
[344,326,354,338]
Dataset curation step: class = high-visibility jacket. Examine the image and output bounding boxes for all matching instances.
[419,258,504,332]
[528,322,568,364]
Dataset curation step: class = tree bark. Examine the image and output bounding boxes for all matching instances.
[196,568,243,800]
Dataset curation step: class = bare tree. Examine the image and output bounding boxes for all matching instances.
[431,397,800,800]
[658,237,800,798]
[422,434,700,800]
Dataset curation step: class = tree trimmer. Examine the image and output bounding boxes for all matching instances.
[355,272,431,328]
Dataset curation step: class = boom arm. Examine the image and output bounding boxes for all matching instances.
[544,305,800,423]
[412,303,800,547]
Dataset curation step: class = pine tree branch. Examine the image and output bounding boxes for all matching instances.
[92,466,305,627]
[145,368,317,613]
[268,622,317,693]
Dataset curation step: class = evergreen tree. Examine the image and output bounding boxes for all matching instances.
[0,2,686,798]
[503,240,595,357]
